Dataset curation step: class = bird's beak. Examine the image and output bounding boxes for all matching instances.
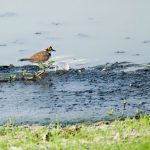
[52,49,56,52]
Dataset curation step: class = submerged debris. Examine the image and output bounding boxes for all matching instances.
[142,40,150,44]
[114,51,126,54]
[0,44,7,47]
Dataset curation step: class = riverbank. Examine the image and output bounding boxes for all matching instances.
[0,115,150,150]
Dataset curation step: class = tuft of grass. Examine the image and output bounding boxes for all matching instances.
[0,115,150,150]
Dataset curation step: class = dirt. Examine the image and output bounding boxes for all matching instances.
[0,62,150,125]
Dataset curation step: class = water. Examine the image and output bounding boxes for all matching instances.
[0,1,150,125]
[0,0,150,66]
[0,63,150,125]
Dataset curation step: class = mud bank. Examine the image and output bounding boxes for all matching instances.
[0,62,150,125]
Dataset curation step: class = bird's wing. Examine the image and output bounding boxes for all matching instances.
[30,51,49,62]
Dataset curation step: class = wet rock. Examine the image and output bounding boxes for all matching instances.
[75,68,85,74]
[129,83,143,88]
[85,90,93,94]
[141,66,150,71]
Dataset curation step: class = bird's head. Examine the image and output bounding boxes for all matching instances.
[46,46,56,52]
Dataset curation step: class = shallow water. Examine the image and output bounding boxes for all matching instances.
[0,62,150,125]
[0,1,150,125]
[0,0,150,66]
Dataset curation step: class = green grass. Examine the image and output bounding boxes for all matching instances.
[0,115,150,150]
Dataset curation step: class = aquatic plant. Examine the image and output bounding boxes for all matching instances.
[108,108,114,116]
[8,74,16,82]
[123,99,127,110]
[18,59,57,81]
[20,69,27,80]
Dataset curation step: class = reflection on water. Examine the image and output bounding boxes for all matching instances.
[0,0,150,66]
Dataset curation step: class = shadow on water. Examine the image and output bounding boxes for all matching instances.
[0,62,150,125]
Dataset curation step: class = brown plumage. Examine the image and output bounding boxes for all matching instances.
[19,46,56,63]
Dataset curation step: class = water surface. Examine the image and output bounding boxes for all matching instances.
[0,1,150,125]
[0,0,150,66]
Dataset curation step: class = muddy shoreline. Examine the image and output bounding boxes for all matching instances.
[0,62,150,125]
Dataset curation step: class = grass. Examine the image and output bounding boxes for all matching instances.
[0,115,150,150]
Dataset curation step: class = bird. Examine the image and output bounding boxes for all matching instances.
[19,46,56,63]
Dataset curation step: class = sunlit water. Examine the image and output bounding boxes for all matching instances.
[0,0,150,67]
